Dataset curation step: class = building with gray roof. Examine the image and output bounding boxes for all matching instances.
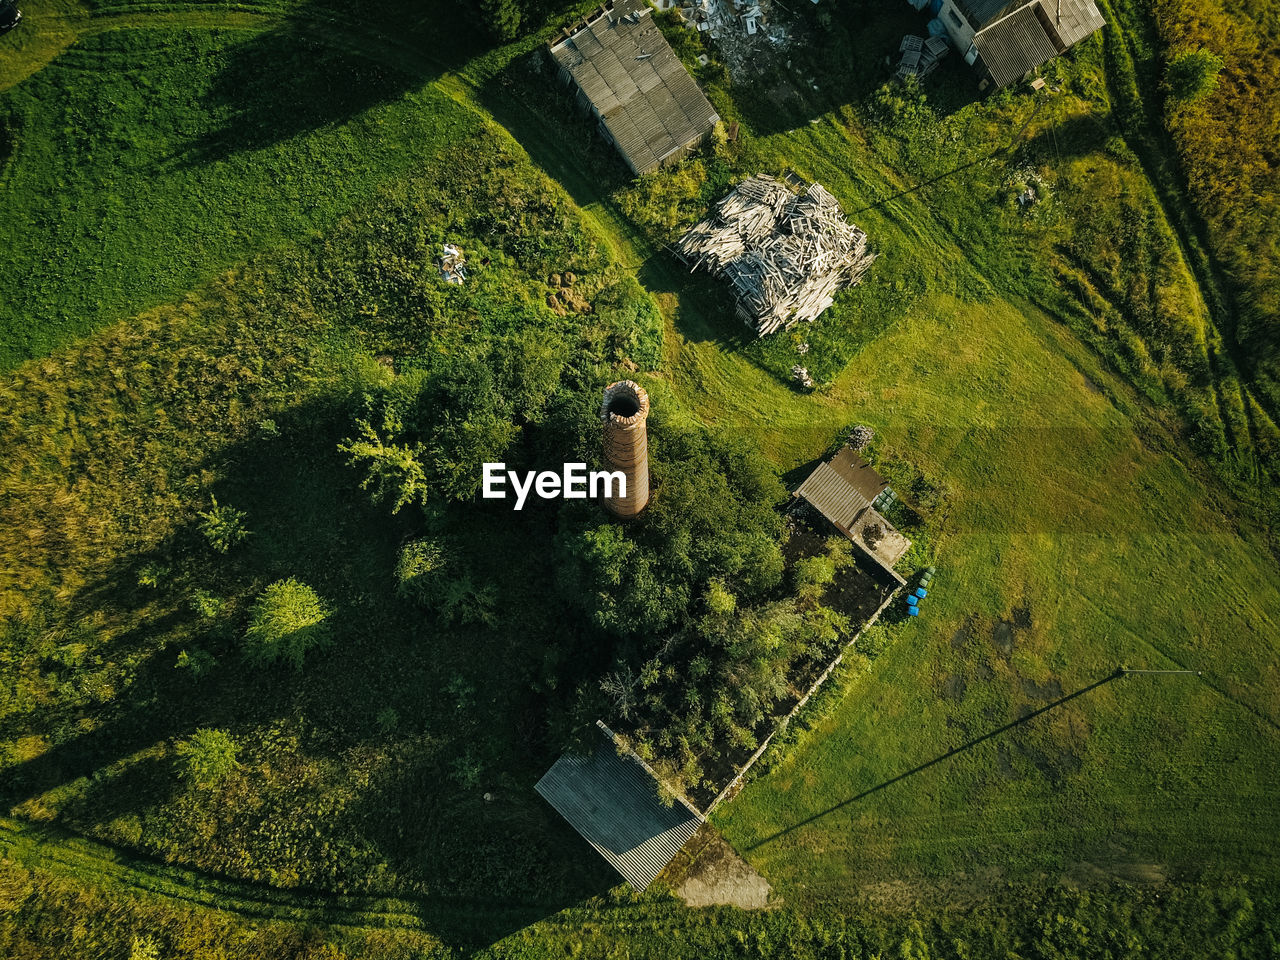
[548,0,720,176]
[935,0,1105,89]
[535,723,703,890]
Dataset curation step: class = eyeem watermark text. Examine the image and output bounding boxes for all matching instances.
[482,463,625,510]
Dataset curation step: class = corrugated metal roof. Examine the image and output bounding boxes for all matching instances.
[795,450,912,573]
[974,3,1060,87]
[549,0,719,174]
[535,727,702,891]
[796,461,872,531]
[956,0,1025,28]
[1038,0,1105,48]
[827,448,890,503]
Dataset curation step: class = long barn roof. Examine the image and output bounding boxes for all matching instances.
[549,0,719,175]
[535,724,702,891]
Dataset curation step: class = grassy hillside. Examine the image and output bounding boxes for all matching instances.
[0,0,489,367]
[1,0,1279,953]
[443,0,1280,905]
[0,52,642,930]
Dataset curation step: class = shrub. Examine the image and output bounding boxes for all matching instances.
[197,497,250,553]
[136,561,169,589]
[188,589,223,619]
[174,728,239,787]
[175,648,216,677]
[376,706,400,734]
[243,578,332,670]
[1164,49,1225,104]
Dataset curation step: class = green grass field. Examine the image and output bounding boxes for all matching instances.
[1,0,1279,954]
[0,0,485,367]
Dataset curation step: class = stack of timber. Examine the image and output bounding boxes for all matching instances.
[674,175,875,336]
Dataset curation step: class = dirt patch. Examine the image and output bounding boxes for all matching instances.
[950,616,976,651]
[1064,860,1169,887]
[1020,676,1064,701]
[945,715,971,739]
[1014,740,1082,786]
[992,620,1015,657]
[975,658,995,682]
[1012,605,1032,630]
[664,825,775,909]
[995,742,1018,780]
[942,674,967,701]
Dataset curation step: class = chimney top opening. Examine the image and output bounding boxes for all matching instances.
[607,394,641,418]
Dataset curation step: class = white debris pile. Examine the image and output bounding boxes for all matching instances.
[674,175,876,337]
[677,0,792,80]
[437,243,467,285]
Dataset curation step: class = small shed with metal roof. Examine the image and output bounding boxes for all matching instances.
[548,0,720,176]
[535,722,703,891]
[794,448,911,578]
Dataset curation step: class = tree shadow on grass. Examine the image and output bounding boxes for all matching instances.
[176,0,486,166]
[1015,111,1116,164]
[744,669,1127,851]
[0,390,623,949]
[470,51,637,220]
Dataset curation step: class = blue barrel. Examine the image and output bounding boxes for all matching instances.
[907,595,918,607]
[908,606,921,616]
[927,17,948,37]
[929,0,943,14]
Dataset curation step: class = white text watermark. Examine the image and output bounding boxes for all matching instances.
[482,463,626,510]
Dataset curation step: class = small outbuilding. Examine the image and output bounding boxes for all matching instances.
[548,0,720,176]
[794,447,911,578]
[535,722,703,890]
[935,0,1105,88]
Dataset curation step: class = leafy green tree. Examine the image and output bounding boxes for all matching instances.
[340,335,562,510]
[197,496,250,553]
[1165,49,1225,103]
[339,417,429,514]
[477,0,522,42]
[396,538,497,625]
[244,578,331,670]
[556,421,786,639]
[175,728,239,787]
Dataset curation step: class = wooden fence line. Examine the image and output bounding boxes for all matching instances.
[702,585,902,816]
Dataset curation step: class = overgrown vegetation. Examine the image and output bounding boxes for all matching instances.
[1141,0,1280,419]
[2,0,1279,953]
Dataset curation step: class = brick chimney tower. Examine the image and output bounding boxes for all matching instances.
[601,380,650,518]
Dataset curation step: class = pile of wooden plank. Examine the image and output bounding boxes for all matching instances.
[674,175,876,336]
